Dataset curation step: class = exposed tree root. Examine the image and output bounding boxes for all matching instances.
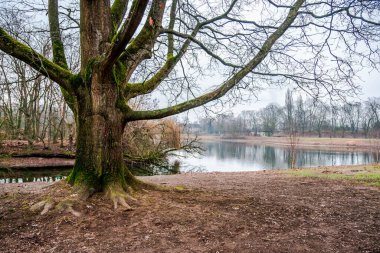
[29,180,143,215]
[30,199,55,215]
[30,197,81,217]
[131,177,170,192]
[29,181,84,216]
[56,199,82,217]
[105,184,137,210]
[28,177,172,215]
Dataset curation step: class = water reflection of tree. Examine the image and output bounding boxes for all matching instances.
[201,142,375,170]
[263,146,276,168]
[285,149,296,168]
[207,142,249,161]
[370,128,380,163]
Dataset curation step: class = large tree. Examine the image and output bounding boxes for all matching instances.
[0,0,379,207]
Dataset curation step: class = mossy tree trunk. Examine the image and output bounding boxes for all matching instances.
[63,0,125,194]
[66,69,138,196]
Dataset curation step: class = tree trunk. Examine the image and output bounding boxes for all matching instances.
[67,73,137,197]
[67,113,130,193]
[65,0,140,198]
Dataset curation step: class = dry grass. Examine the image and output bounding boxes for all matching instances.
[285,164,380,187]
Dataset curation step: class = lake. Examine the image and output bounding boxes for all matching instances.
[177,141,376,172]
[0,141,377,183]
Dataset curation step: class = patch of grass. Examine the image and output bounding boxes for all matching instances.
[366,182,380,187]
[353,172,380,183]
[174,185,186,191]
[286,165,380,187]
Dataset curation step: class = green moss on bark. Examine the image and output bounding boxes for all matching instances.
[84,57,101,84]
[70,74,84,88]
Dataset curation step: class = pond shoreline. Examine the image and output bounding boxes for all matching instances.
[0,157,74,171]
[1,163,378,193]
[196,135,380,152]
[0,136,378,173]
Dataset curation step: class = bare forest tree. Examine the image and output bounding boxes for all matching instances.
[0,10,78,148]
[260,103,282,136]
[0,0,379,209]
[0,40,72,148]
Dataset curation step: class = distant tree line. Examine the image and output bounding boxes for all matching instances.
[194,90,380,138]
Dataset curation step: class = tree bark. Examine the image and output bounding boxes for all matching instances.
[67,72,136,196]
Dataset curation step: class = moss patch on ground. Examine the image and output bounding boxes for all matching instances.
[285,164,380,187]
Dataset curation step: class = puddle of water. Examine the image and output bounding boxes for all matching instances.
[0,176,67,184]
[0,167,71,184]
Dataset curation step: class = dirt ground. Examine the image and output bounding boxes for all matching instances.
[0,168,379,253]
[0,157,74,169]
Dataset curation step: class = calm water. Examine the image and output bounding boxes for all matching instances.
[0,167,71,184]
[0,142,376,183]
[178,141,376,172]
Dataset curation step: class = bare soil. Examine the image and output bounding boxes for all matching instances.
[0,140,75,170]
[0,140,73,154]
[0,157,74,169]
[1,168,379,253]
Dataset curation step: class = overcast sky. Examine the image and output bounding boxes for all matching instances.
[175,68,380,123]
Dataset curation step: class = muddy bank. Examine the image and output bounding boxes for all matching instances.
[197,135,380,152]
[0,157,74,170]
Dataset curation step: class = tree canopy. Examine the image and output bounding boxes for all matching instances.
[1,0,378,117]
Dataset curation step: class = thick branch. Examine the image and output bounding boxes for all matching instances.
[125,55,177,98]
[103,0,150,69]
[118,0,167,79]
[80,0,112,68]
[111,0,129,29]
[167,0,178,57]
[124,0,166,57]
[47,0,77,113]
[127,0,305,121]
[48,0,68,68]
[0,28,74,92]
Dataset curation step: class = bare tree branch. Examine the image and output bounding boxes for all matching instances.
[127,0,305,121]
[0,27,74,92]
[48,0,68,68]
[103,0,150,69]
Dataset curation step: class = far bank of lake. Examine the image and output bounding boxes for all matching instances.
[195,135,380,151]
[177,137,379,172]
